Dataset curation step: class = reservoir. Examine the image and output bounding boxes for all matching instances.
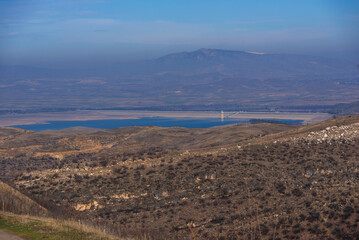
[9,117,303,131]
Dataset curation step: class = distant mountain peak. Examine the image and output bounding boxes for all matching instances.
[197,48,211,52]
[194,48,246,55]
[152,48,357,79]
[246,51,266,55]
[158,48,250,61]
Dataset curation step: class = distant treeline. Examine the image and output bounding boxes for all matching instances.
[249,119,287,125]
[326,101,359,115]
[0,108,78,115]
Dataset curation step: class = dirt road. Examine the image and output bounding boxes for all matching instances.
[0,230,25,240]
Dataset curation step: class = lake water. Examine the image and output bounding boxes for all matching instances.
[10,117,303,131]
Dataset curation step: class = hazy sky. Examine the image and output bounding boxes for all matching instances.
[0,0,358,67]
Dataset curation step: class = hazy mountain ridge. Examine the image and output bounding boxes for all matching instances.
[154,48,358,79]
[1,49,359,110]
[1,49,357,80]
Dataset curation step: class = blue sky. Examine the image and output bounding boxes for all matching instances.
[0,0,358,67]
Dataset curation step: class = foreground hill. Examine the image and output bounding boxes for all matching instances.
[1,116,359,239]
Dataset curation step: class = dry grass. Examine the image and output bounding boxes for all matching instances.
[0,180,48,216]
[0,211,125,239]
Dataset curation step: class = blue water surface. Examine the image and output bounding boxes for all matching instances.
[9,117,302,131]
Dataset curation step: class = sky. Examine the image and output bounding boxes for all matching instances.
[0,0,358,68]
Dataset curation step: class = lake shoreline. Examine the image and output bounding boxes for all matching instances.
[1,110,332,128]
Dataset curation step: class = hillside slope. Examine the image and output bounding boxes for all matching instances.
[2,115,357,239]
[0,123,295,178]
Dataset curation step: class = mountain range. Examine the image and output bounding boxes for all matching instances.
[1,49,359,110]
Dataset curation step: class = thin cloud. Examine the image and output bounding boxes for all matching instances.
[7,32,20,36]
[11,17,336,47]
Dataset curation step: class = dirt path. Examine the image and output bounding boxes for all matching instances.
[0,229,25,240]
